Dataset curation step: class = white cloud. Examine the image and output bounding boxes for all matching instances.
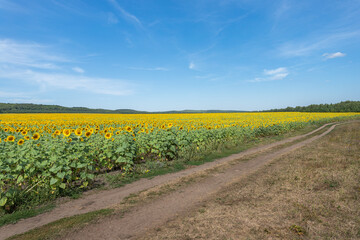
[127,67,168,71]
[108,0,142,27]
[0,39,134,96]
[322,52,346,59]
[0,39,67,69]
[264,67,287,75]
[72,66,85,73]
[0,69,133,96]
[249,67,289,82]
[189,61,196,70]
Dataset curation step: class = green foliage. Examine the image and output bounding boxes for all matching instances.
[0,132,136,212]
[267,101,360,112]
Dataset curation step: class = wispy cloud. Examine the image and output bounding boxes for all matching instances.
[278,31,360,57]
[274,0,291,20]
[0,39,133,96]
[249,67,289,82]
[0,0,26,12]
[189,61,196,70]
[0,69,133,96]
[322,52,346,59]
[0,90,28,98]
[0,90,54,104]
[108,0,142,27]
[127,67,168,71]
[0,39,67,69]
[107,12,119,24]
[72,66,85,73]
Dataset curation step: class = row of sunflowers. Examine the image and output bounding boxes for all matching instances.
[1,112,359,210]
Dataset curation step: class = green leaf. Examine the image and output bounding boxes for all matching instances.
[17,175,24,184]
[56,172,65,179]
[81,181,88,188]
[50,177,58,185]
[59,183,66,189]
[87,174,95,180]
[0,197,7,207]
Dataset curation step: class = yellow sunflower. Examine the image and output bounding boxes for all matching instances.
[7,135,15,142]
[85,131,92,138]
[125,126,132,132]
[63,129,71,137]
[17,139,25,145]
[75,128,82,136]
[21,130,28,136]
[32,133,40,140]
[105,132,112,139]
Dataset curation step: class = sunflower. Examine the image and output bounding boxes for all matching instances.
[125,126,132,132]
[75,128,82,136]
[54,130,61,135]
[21,130,28,136]
[168,123,173,128]
[17,139,25,145]
[68,138,72,143]
[7,135,15,142]
[63,129,71,137]
[24,136,30,140]
[105,132,112,139]
[85,131,92,138]
[32,133,40,140]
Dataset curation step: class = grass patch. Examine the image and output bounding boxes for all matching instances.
[0,204,55,227]
[8,209,114,240]
[106,161,186,188]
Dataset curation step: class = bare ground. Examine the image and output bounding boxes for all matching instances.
[0,122,345,240]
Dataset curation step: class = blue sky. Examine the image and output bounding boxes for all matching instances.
[0,0,359,111]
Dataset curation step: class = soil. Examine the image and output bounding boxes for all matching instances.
[0,122,341,240]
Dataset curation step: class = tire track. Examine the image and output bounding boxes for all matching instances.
[62,123,340,240]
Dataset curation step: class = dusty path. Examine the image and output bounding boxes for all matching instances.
[0,122,338,240]
[62,123,340,240]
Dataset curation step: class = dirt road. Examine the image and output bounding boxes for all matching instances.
[0,122,340,240]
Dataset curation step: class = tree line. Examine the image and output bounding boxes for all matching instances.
[266,101,360,112]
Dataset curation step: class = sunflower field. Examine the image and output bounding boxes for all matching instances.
[0,112,359,210]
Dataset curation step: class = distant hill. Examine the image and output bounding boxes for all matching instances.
[0,103,246,114]
[265,101,360,112]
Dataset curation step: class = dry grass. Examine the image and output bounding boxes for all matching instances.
[140,122,360,240]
